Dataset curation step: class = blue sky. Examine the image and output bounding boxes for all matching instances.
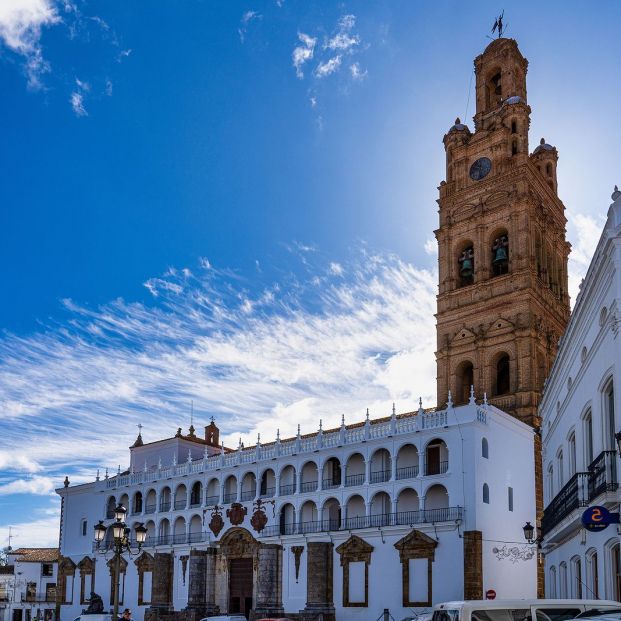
[0,1,620,547]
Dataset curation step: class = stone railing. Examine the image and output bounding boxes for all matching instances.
[104,403,489,489]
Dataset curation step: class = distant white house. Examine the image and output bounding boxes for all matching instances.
[56,398,536,621]
[0,548,59,621]
[541,187,621,598]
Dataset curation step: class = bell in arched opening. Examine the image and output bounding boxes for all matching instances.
[492,235,509,276]
[458,246,474,284]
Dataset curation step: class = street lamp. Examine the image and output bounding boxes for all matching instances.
[93,505,146,621]
[523,521,536,544]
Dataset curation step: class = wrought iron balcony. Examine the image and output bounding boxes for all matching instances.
[424,461,448,476]
[205,494,219,505]
[259,486,275,498]
[240,489,256,501]
[369,469,391,484]
[300,480,318,493]
[396,465,419,479]
[144,503,156,514]
[541,472,589,536]
[344,473,364,487]
[159,501,171,512]
[588,450,618,501]
[140,531,209,547]
[279,483,296,495]
[258,506,463,538]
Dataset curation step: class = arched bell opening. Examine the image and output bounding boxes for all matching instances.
[493,352,511,396]
[454,360,474,405]
[456,240,475,288]
[491,229,509,277]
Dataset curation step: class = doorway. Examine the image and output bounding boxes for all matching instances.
[229,558,253,618]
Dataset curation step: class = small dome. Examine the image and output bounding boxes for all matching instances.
[503,95,524,106]
[533,137,554,154]
[448,117,469,134]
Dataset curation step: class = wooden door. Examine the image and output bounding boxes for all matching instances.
[229,558,253,618]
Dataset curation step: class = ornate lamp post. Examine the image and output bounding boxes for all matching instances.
[94,504,147,621]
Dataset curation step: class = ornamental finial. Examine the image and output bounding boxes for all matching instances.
[366,408,370,421]
[469,385,476,405]
[612,185,621,201]
[447,390,453,408]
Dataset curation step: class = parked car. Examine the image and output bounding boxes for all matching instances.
[432,600,621,621]
[198,616,246,621]
[576,612,621,619]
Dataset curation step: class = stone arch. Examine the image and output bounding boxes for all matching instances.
[370,490,391,526]
[106,495,117,518]
[132,490,143,514]
[485,66,503,109]
[456,238,475,287]
[322,497,341,530]
[491,350,511,396]
[344,494,366,528]
[119,493,130,512]
[241,471,257,501]
[206,477,220,505]
[223,474,237,503]
[370,447,392,483]
[173,516,186,544]
[189,480,203,507]
[396,443,420,479]
[159,486,171,512]
[158,517,171,543]
[490,227,509,276]
[278,502,296,535]
[322,456,342,489]
[424,438,448,475]
[424,484,449,514]
[299,500,318,533]
[278,464,296,495]
[173,483,187,510]
[144,520,156,544]
[482,437,489,459]
[188,514,203,543]
[145,488,157,514]
[396,488,420,520]
[259,467,276,498]
[300,460,318,493]
[344,452,365,486]
[454,359,474,405]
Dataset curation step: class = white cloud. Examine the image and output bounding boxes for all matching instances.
[292,32,316,79]
[350,62,367,81]
[325,15,359,52]
[328,262,344,276]
[0,0,60,88]
[0,476,55,496]
[567,211,606,305]
[0,251,437,484]
[424,238,437,255]
[315,55,341,78]
[0,511,61,548]
[69,90,87,116]
[238,10,261,43]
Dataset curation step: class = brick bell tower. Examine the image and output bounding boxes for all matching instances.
[435,38,570,429]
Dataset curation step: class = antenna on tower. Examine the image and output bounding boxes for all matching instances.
[190,400,194,428]
[7,526,13,551]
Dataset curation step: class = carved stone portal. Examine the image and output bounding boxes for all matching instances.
[336,535,374,608]
[394,529,437,607]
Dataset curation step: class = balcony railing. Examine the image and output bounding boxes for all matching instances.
[279,483,296,496]
[223,492,237,503]
[396,465,419,479]
[142,531,209,547]
[23,593,56,604]
[345,473,364,487]
[144,503,156,514]
[369,469,391,484]
[241,489,256,501]
[588,450,618,501]
[300,480,318,493]
[425,461,448,476]
[542,472,589,536]
[258,506,463,538]
[174,499,187,510]
[259,486,275,498]
[159,501,171,512]
[189,498,202,508]
[322,479,341,490]
[205,494,219,506]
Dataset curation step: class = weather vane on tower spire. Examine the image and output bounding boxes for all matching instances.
[491,11,506,38]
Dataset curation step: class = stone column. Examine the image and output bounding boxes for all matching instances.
[147,552,174,612]
[185,549,207,616]
[204,548,218,615]
[303,542,335,620]
[463,531,483,600]
[254,544,284,618]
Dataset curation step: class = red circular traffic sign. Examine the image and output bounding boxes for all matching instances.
[486,589,496,600]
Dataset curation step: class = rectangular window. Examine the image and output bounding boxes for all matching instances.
[26,582,36,602]
[408,558,429,604]
[508,486,514,512]
[81,520,87,537]
[45,583,56,603]
[42,563,54,577]
[348,561,365,604]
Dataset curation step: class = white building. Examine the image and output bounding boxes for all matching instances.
[57,398,536,621]
[0,548,59,621]
[541,187,621,599]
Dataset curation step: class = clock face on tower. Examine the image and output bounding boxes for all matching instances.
[469,157,492,181]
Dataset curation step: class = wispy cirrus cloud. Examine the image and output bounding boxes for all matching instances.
[292,32,316,78]
[0,250,437,493]
[238,10,261,43]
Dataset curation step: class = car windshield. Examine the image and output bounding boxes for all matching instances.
[472,610,531,621]
[433,610,460,621]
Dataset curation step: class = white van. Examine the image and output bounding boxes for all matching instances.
[432,600,621,621]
